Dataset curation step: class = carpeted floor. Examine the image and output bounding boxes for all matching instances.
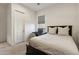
[0,42,26,55]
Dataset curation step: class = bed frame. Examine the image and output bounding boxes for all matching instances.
[26,25,72,55]
[26,45,48,55]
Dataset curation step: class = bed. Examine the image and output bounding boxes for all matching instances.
[26,25,79,55]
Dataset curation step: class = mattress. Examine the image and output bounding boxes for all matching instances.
[29,34,79,55]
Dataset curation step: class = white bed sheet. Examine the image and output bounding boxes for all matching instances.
[30,34,79,55]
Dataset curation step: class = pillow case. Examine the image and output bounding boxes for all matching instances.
[58,26,69,36]
[48,27,57,34]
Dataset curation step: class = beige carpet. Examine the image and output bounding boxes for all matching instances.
[0,42,10,48]
[0,42,26,55]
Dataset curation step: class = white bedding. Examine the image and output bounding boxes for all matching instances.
[29,34,79,55]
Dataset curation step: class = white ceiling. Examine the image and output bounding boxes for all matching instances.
[22,3,54,11]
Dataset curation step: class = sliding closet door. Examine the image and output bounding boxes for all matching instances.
[14,10,25,44]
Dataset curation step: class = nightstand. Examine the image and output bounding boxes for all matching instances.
[32,32,47,36]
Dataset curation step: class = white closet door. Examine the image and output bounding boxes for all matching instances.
[14,10,25,44]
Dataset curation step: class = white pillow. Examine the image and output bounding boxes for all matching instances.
[58,26,69,36]
[49,27,57,34]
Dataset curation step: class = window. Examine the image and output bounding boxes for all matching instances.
[38,15,45,24]
[38,15,46,33]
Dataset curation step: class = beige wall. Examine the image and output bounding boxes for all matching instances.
[0,4,8,42]
[36,4,78,43]
[77,4,79,45]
